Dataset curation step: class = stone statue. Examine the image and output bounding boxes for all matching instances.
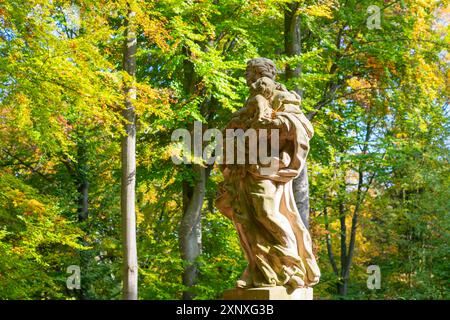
[216,58,320,293]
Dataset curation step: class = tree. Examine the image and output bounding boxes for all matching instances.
[284,1,310,228]
[0,0,448,301]
[121,6,138,300]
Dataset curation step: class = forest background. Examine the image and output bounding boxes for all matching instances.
[0,0,448,300]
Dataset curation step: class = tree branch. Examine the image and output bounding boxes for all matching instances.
[1,148,52,182]
[324,203,339,276]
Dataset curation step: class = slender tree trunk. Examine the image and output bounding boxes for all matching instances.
[337,281,348,296]
[324,204,339,276]
[284,2,310,228]
[77,181,89,221]
[284,2,301,91]
[179,49,205,300]
[121,8,138,300]
[338,122,373,296]
[76,140,89,300]
[180,165,205,299]
[338,200,348,296]
[77,141,89,222]
[292,164,310,228]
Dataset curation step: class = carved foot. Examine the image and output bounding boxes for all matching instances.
[236,267,253,288]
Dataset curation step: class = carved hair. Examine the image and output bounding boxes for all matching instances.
[246,58,277,80]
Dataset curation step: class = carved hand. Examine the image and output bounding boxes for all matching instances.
[252,115,282,129]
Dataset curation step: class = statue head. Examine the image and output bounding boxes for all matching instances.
[249,76,277,100]
[245,58,277,86]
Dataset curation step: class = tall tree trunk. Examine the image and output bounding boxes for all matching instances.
[77,141,89,222]
[77,180,89,221]
[337,281,348,296]
[324,204,339,276]
[76,140,89,300]
[121,8,138,300]
[338,200,348,296]
[284,2,301,91]
[292,164,310,228]
[179,49,205,300]
[339,122,373,296]
[180,165,205,299]
[284,2,310,228]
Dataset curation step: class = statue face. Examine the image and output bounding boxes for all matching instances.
[245,67,259,86]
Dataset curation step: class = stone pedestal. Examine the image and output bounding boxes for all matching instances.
[222,286,313,300]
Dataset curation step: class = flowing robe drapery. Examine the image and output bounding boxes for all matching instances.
[216,108,320,288]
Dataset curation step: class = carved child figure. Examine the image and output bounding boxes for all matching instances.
[272,89,302,113]
[229,76,276,129]
[229,76,303,129]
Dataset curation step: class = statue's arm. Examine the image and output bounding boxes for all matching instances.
[247,95,273,125]
[253,106,284,129]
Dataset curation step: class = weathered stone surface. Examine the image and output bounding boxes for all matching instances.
[222,286,313,300]
[216,58,320,291]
